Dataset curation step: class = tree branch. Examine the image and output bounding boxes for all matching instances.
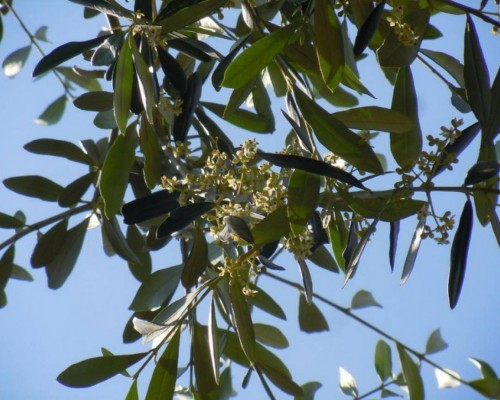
[432,0,500,28]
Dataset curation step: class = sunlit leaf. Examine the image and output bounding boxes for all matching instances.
[252,206,290,246]
[57,352,148,388]
[351,290,382,309]
[401,204,428,284]
[34,95,67,125]
[375,340,392,382]
[230,279,256,362]
[298,293,328,333]
[56,66,101,91]
[397,343,424,400]
[3,45,31,77]
[288,170,320,236]
[208,297,220,384]
[100,123,138,218]
[333,106,413,133]
[254,323,289,349]
[339,367,358,397]
[449,199,473,309]
[469,357,498,379]
[259,362,304,397]
[139,119,163,189]
[212,33,250,90]
[125,380,138,400]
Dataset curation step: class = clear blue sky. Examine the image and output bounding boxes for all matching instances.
[0,2,498,399]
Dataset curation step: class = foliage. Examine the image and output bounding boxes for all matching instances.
[1,0,499,399]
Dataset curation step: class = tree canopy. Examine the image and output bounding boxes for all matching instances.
[0,0,499,399]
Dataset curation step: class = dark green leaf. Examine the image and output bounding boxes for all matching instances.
[484,67,500,142]
[131,36,156,123]
[212,33,250,90]
[425,329,448,355]
[247,284,286,320]
[259,152,365,190]
[193,323,218,394]
[182,223,209,288]
[222,24,296,89]
[57,352,147,388]
[122,190,179,225]
[397,343,424,400]
[351,290,382,309]
[0,246,15,308]
[46,218,89,289]
[464,161,500,186]
[0,212,24,229]
[353,0,386,56]
[31,219,68,268]
[33,33,112,77]
[282,110,313,153]
[157,202,215,238]
[113,36,133,133]
[168,37,219,62]
[129,265,182,311]
[449,199,473,309]
[69,0,134,18]
[469,378,500,399]
[389,221,399,271]
[252,206,289,246]
[24,138,92,164]
[224,216,254,244]
[259,362,304,397]
[100,123,138,218]
[94,109,118,129]
[3,45,31,77]
[420,48,465,87]
[298,293,328,333]
[294,87,383,173]
[157,47,187,94]
[401,205,428,284]
[10,264,33,282]
[288,170,320,237]
[333,106,414,133]
[308,245,339,273]
[4,175,63,202]
[348,196,426,222]
[469,357,498,379]
[74,91,113,111]
[294,381,322,400]
[174,72,202,142]
[34,95,67,125]
[101,215,141,264]
[390,67,422,168]
[464,15,490,126]
[126,225,152,282]
[298,257,314,304]
[125,380,138,400]
[230,279,256,363]
[139,119,163,189]
[58,172,95,207]
[375,340,392,382]
[254,323,289,349]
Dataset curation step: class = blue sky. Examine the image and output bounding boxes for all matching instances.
[0,2,499,399]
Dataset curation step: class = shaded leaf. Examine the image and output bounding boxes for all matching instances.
[157,202,215,238]
[247,284,287,320]
[339,367,358,397]
[288,170,320,236]
[259,152,365,190]
[113,36,134,133]
[469,357,498,379]
[298,293,328,333]
[353,0,386,56]
[230,279,256,362]
[0,212,24,229]
[294,381,322,400]
[389,221,400,272]
[125,380,139,400]
[401,204,428,284]
[298,258,313,304]
[469,378,500,398]
[348,196,426,222]
[126,225,152,282]
[10,264,33,282]
[24,138,92,165]
[375,340,392,382]
[397,343,424,400]
[31,219,68,268]
[308,245,339,273]
[69,0,134,18]
[56,66,102,91]
[129,265,182,311]
[259,362,304,397]
[222,24,296,89]
[193,323,218,394]
[100,123,138,218]
[425,329,448,355]
[46,218,89,289]
[351,289,382,309]
[33,33,112,77]
[282,110,313,153]
[252,206,290,247]
[58,172,96,207]
[449,199,473,309]
[4,175,63,202]
[224,216,254,244]
[182,223,209,288]
[333,106,414,133]
[254,323,289,349]
[139,119,163,189]
[294,87,383,173]
[101,215,141,264]
[74,91,113,111]
[0,246,15,308]
[34,95,67,125]
[157,47,187,94]
[57,352,147,388]
[420,48,464,87]
[463,161,500,186]
[3,45,31,77]
[122,190,180,225]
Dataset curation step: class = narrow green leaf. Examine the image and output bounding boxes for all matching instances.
[333,106,414,133]
[69,0,134,18]
[351,289,382,309]
[252,206,290,247]
[247,284,287,320]
[464,15,490,126]
[46,218,89,289]
[157,202,215,238]
[57,352,148,388]
[10,264,34,282]
[294,87,383,173]
[389,221,399,271]
[182,223,209,289]
[129,265,182,311]
[288,170,320,236]
[328,211,347,271]
[348,196,426,222]
[193,323,218,394]
[3,45,31,77]
[74,91,113,111]
[401,205,428,284]
[308,245,339,273]
[122,190,180,225]
[298,293,329,333]
[100,123,138,218]
[449,199,473,309]
[425,329,448,355]
[397,343,424,400]
[339,367,358,397]
[484,67,500,142]
[314,0,344,90]
[469,378,500,398]
[31,219,69,268]
[146,329,181,400]
[259,363,304,397]
[0,246,15,308]
[125,380,139,400]
[254,323,289,349]
[390,67,422,168]
[114,36,134,133]
[58,172,96,207]
[157,47,187,93]
[33,34,113,77]
[353,0,386,56]
[24,138,92,164]
[224,216,254,244]
[131,36,156,123]
[208,297,220,384]
[469,357,498,379]
[34,95,67,125]
[139,119,163,189]
[463,161,500,186]
[222,24,296,89]
[420,48,465,87]
[375,340,392,382]
[101,215,141,264]
[230,279,256,362]
[294,381,322,400]
[3,175,63,202]
[126,225,152,282]
[212,33,250,90]
[0,212,24,229]
[173,71,202,143]
[259,152,366,189]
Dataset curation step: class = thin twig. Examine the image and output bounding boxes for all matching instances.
[432,0,500,28]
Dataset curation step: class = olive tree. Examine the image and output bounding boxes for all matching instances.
[0,0,499,399]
